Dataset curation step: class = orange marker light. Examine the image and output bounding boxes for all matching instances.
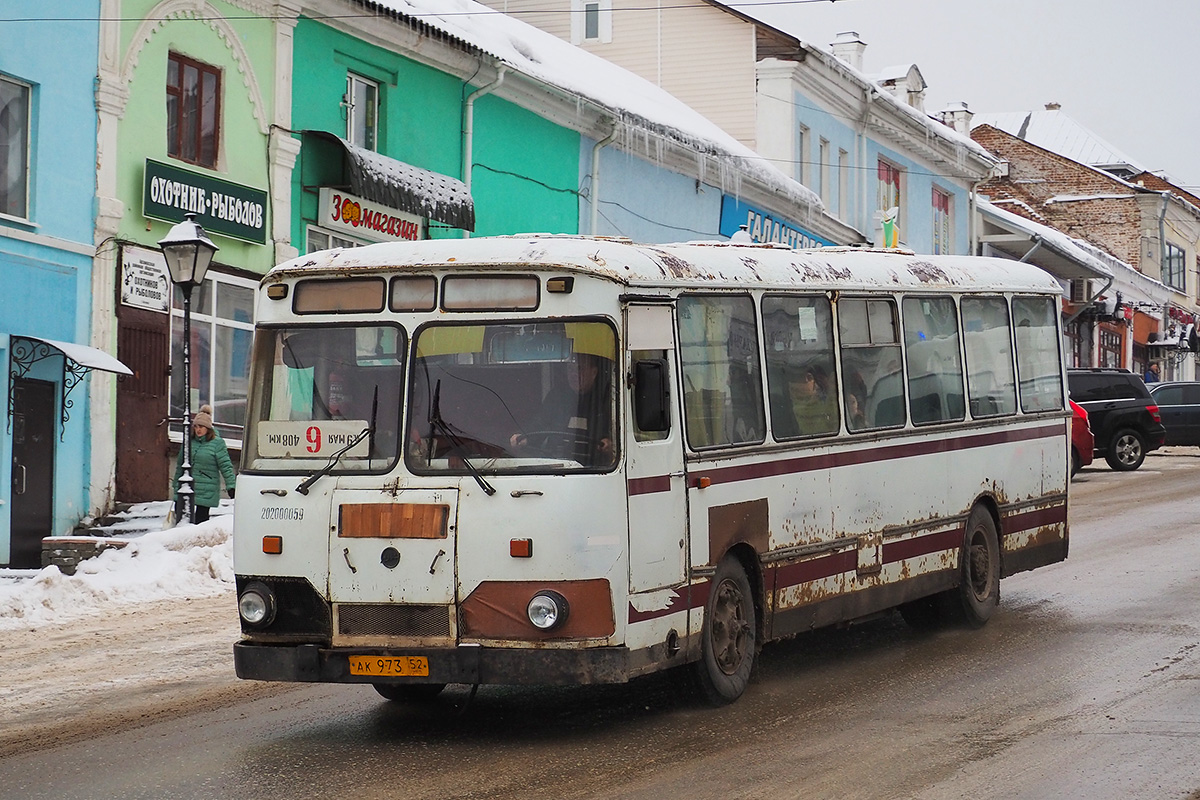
[510,538,533,558]
[697,477,712,489]
[262,536,283,555]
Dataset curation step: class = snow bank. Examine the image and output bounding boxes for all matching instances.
[0,520,234,631]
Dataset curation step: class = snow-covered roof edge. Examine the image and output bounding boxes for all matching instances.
[360,0,823,213]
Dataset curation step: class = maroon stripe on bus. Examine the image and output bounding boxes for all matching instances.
[628,475,673,496]
[882,527,963,564]
[693,423,1063,488]
[772,550,857,588]
[627,577,710,624]
[1002,503,1067,536]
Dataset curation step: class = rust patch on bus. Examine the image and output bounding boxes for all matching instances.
[460,579,614,640]
[909,260,951,283]
[1025,524,1065,549]
[708,499,769,566]
[647,249,702,280]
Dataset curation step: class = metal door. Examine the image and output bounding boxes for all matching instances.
[625,304,689,592]
[116,319,170,501]
[10,379,55,568]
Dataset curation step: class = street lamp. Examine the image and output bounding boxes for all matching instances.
[158,213,218,524]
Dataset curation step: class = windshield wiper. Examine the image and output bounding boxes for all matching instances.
[295,425,372,496]
[430,380,496,496]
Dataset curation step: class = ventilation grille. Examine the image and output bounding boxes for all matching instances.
[336,604,451,637]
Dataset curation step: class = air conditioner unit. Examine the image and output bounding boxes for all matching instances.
[1069,280,1089,304]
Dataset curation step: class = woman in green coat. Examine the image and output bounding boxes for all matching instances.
[174,405,236,523]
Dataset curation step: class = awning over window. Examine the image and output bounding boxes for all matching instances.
[301,131,475,231]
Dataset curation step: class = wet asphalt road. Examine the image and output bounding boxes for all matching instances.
[4,451,1200,800]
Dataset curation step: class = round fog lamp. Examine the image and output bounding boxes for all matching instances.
[238,583,276,627]
[527,590,570,630]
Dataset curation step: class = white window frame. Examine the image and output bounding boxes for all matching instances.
[169,271,258,449]
[0,74,32,222]
[345,73,379,151]
[306,224,367,254]
[1164,242,1186,291]
[932,186,953,255]
[795,123,809,185]
[818,138,831,206]
[571,0,612,44]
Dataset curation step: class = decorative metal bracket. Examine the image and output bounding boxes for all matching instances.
[8,336,93,441]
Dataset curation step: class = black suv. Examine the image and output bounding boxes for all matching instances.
[1067,369,1166,471]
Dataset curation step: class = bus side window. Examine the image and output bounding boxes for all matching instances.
[962,296,1017,417]
[839,297,906,431]
[1013,296,1064,412]
[678,295,766,448]
[902,296,965,425]
[762,294,838,440]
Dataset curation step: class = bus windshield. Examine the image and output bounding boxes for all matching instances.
[243,324,405,472]
[406,320,618,473]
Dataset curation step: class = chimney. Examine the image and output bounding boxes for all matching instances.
[1045,102,1061,111]
[831,31,866,71]
[937,101,974,136]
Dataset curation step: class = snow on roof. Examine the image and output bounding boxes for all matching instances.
[978,198,1178,308]
[972,109,1143,173]
[364,0,821,210]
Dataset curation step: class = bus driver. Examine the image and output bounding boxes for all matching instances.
[510,353,614,465]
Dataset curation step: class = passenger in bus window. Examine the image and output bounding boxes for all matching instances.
[845,372,869,431]
[786,366,837,435]
[510,353,615,465]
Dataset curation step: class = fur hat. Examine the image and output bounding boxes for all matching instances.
[193,404,214,430]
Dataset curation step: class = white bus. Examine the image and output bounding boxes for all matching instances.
[232,236,1069,705]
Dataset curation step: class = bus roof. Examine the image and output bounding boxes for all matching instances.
[267,235,1065,295]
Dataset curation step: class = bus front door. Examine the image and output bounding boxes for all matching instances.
[626,304,688,592]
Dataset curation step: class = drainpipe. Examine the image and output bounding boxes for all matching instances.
[462,66,506,238]
[590,124,618,235]
[969,183,979,254]
[859,89,875,239]
[1157,190,1170,275]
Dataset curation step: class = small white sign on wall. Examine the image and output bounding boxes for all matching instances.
[120,245,172,314]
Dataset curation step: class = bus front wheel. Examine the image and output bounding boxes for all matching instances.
[693,556,756,706]
[953,506,1000,628]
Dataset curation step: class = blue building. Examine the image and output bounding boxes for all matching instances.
[0,3,128,568]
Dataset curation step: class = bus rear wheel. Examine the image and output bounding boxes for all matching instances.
[952,506,1000,628]
[372,683,446,703]
[693,556,756,706]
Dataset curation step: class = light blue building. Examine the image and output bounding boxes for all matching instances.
[1,3,128,567]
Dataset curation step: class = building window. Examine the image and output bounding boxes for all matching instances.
[167,53,221,169]
[170,272,257,445]
[878,159,902,245]
[1163,243,1185,291]
[0,75,30,220]
[307,226,364,254]
[571,0,611,43]
[818,138,831,205]
[1099,327,1122,368]
[837,148,848,219]
[346,74,379,151]
[795,124,809,185]
[932,187,952,254]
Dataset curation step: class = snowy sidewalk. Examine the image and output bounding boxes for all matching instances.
[0,514,260,755]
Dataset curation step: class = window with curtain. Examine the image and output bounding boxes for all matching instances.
[0,75,31,218]
[167,52,221,168]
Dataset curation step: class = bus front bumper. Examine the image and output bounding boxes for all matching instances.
[234,641,631,686]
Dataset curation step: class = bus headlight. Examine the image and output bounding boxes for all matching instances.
[238,582,276,627]
[527,590,570,630]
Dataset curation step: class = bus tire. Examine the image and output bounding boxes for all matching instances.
[953,505,1001,628]
[693,556,756,706]
[372,683,446,703]
[1105,428,1146,471]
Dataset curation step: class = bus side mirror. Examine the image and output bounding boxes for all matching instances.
[634,359,670,432]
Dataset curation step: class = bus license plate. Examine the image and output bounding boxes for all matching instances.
[348,655,430,677]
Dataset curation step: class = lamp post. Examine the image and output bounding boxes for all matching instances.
[159,213,218,524]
